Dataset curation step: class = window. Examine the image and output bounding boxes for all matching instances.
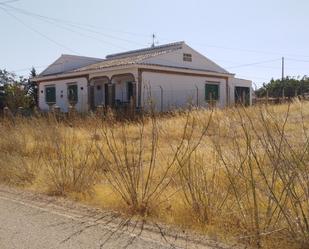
[205,83,219,101]
[67,84,78,103]
[45,85,56,104]
[183,53,192,62]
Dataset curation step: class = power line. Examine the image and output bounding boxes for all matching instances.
[1,3,148,45]
[0,7,80,54]
[0,5,141,50]
[0,0,19,3]
[3,2,309,60]
[226,58,281,69]
[286,58,309,63]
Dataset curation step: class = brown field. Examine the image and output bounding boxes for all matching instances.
[0,100,308,249]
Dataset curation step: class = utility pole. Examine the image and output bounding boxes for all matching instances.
[281,57,285,82]
[282,57,285,100]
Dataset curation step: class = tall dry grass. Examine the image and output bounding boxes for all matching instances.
[0,100,308,249]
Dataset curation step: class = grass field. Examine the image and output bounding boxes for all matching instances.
[0,100,308,249]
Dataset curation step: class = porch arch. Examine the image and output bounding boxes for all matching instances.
[110,73,136,107]
[89,76,110,110]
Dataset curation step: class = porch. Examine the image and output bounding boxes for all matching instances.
[88,73,137,111]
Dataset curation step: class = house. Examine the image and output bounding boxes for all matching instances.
[34,41,252,112]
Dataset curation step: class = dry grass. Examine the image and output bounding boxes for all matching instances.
[0,100,308,249]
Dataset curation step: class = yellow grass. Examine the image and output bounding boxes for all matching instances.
[0,100,308,249]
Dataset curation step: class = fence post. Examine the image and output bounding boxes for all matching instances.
[195,85,199,107]
[282,87,285,103]
[159,85,163,112]
[266,90,269,105]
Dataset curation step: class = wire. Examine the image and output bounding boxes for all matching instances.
[0,7,80,54]
[3,2,309,60]
[0,0,19,3]
[226,58,281,69]
[0,5,140,50]
[286,58,309,63]
[1,3,148,45]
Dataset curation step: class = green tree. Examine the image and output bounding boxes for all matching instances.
[256,76,309,98]
[24,67,38,107]
[0,69,33,111]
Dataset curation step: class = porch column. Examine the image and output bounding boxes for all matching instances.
[107,83,115,107]
[131,81,137,107]
[88,81,95,111]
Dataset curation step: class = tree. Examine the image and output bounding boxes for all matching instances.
[255,76,309,98]
[24,67,38,107]
[0,69,33,111]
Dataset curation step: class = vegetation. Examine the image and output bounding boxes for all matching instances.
[0,101,308,249]
[256,76,309,98]
[0,68,37,111]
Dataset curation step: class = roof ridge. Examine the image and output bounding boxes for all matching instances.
[61,54,104,61]
[106,41,185,59]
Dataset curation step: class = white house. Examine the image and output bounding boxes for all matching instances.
[34,41,252,112]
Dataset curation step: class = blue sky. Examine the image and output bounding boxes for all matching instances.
[0,0,308,87]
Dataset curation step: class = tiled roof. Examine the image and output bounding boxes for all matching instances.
[74,43,183,72]
[39,54,104,76]
[106,41,184,59]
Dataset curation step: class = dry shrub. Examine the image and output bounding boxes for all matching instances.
[37,125,101,196]
[94,111,211,217]
[0,118,39,185]
[210,102,309,248]
[0,101,308,249]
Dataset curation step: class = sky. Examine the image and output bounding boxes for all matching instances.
[0,0,309,88]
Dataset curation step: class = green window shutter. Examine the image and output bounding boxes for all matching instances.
[68,84,78,103]
[205,84,219,101]
[45,86,56,103]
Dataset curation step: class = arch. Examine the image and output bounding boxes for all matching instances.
[110,73,135,83]
[88,76,110,110]
[110,73,137,107]
[89,76,110,85]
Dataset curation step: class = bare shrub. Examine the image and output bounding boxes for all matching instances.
[0,118,39,185]
[38,125,100,196]
[211,103,309,247]
[95,110,212,216]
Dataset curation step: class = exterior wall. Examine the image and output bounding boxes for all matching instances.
[141,71,227,111]
[38,77,88,112]
[229,77,253,105]
[142,44,228,74]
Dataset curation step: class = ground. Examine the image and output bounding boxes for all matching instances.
[0,185,233,249]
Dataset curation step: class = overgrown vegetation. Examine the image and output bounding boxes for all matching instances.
[0,68,37,111]
[0,101,308,249]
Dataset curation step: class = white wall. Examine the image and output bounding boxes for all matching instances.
[142,44,229,74]
[38,77,88,112]
[141,71,227,111]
